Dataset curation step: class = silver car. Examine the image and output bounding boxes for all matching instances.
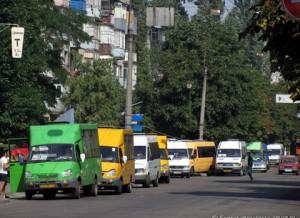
[252,157,268,173]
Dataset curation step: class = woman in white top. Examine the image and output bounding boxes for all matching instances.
[0,150,9,199]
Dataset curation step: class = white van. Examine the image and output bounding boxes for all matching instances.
[215,140,247,176]
[134,134,160,188]
[167,140,191,178]
[267,143,283,165]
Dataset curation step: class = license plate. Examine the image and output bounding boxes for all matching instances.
[285,169,292,172]
[223,169,232,173]
[40,184,56,189]
[173,171,181,174]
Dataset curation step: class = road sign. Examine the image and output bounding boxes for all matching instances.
[131,114,143,132]
[11,27,24,58]
[282,0,300,21]
[276,94,300,103]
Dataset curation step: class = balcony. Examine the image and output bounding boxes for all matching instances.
[100,43,112,56]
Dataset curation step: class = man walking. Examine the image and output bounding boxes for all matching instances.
[247,152,253,181]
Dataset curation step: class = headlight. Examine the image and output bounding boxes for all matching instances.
[234,163,241,167]
[62,169,72,177]
[108,169,116,176]
[25,171,32,178]
[183,166,190,170]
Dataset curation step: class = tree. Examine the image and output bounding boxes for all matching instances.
[63,60,123,126]
[242,0,300,100]
[0,0,90,139]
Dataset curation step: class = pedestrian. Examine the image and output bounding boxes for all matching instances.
[247,151,253,181]
[0,149,9,200]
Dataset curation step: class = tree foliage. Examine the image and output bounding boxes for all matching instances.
[0,0,90,140]
[64,60,123,126]
[242,0,300,100]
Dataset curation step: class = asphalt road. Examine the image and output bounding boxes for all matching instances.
[1,168,299,218]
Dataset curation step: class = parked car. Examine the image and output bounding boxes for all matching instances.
[278,155,299,175]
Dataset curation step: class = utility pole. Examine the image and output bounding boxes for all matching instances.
[199,64,207,140]
[125,0,134,129]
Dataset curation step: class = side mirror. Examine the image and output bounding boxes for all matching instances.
[80,153,86,162]
[122,156,128,164]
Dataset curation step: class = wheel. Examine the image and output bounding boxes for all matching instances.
[90,179,98,196]
[43,191,56,199]
[186,173,190,178]
[278,170,283,175]
[153,174,159,187]
[143,175,151,188]
[296,171,299,176]
[25,190,34,200]
[74,180,81,199]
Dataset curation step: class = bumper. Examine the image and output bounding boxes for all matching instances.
[252,166,267,172]
[169,168,190,176]
[98,178,122,189]
[25,179,77,191]
[215,166,242,174]
[280,168,298,173]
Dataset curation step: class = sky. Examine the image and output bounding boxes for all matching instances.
[182,0,235,18]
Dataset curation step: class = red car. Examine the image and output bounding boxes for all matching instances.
[278,155,300,175]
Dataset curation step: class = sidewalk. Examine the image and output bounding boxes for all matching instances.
[5,183,25,199]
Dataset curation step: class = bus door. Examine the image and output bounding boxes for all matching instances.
[7,138,29,193]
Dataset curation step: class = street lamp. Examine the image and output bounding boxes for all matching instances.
[198,3,221,140]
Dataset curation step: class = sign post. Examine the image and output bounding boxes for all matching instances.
[282,0,300,21]
[11,27,24,58]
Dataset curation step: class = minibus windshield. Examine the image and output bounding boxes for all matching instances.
[217,149,240,157]
[168,149,188,159]
[268,149,280,155]
[134,146,146,160]
[101,146,119,163]
[29,144,74,162]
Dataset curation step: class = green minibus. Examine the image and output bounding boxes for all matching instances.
[25,123,101,199]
